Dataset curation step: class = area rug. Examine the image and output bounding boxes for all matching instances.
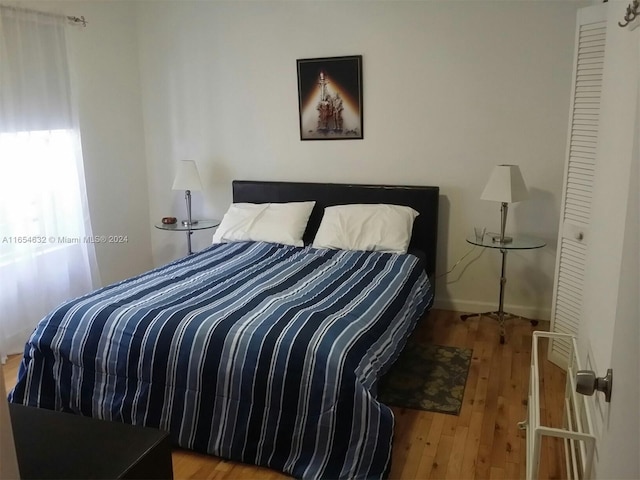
[377,343,473,415]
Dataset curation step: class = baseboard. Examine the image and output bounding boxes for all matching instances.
[432,298,551,322]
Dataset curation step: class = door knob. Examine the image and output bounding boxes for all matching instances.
[576,368,613,402]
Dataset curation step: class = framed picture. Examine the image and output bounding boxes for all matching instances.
[296,55,363,140]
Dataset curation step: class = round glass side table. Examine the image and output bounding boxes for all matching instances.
[461,234,546,344]
[154,219,219,255]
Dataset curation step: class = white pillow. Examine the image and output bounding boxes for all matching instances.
[312,204,419,254]
[212,201,315,247]
[211,203,267,244]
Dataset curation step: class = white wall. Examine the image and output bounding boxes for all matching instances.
[137,0,583,319]
[12,1,583,318]
[20,1,154,286]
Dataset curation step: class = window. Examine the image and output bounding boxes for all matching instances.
[0,6,98,360]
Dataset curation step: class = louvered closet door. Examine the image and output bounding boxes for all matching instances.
[548,5,607,368]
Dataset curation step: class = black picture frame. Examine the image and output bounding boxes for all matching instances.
[296,55,363,140]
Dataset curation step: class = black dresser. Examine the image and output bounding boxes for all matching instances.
[9,404,173,479]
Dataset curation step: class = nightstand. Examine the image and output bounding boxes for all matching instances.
[155,219,219,255]
[460,234,546,344]
[10,404,173,479]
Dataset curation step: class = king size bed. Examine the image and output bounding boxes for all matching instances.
[10,180,439,479]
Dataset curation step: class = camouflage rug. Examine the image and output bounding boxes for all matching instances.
[377,343,472,415]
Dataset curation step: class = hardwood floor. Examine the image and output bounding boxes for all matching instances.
[3,309,567,479]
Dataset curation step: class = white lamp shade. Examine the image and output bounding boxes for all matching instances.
[480,164,529,203]
[172,160,202,191]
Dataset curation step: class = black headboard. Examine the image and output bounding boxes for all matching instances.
[232,180,439,283]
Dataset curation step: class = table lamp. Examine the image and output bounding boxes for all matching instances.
[481,164,529,243]
[172,160,202,227]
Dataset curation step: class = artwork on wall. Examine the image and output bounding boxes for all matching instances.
[296,55,363,140]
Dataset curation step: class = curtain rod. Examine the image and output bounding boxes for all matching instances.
[0,4,87,27]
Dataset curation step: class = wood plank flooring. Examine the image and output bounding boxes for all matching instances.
[3,309,567,479]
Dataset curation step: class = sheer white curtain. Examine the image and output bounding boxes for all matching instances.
[0,6,99,361]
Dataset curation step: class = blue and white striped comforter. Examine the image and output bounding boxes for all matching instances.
[10,241,432,479]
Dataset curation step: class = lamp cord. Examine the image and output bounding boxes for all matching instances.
[436,245,486,282]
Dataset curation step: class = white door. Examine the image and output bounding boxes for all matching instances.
[591,123,639,478]
[548,4,607,367]
[574,5,639,478]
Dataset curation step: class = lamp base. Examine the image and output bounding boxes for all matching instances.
[490,233,512,243]
[181,219,199,227]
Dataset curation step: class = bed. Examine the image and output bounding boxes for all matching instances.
[10,180,439,480]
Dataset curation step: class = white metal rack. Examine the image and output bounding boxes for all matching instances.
[519,331,596,479]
